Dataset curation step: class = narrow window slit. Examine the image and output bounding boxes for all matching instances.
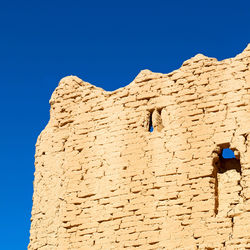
[149,111,153,132]
[146,108,164,132]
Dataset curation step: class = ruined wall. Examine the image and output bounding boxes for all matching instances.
[29,45,250,249]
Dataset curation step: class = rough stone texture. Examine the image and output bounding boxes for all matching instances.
[29,45,250,249]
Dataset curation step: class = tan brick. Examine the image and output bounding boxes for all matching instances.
[29,45,250,250]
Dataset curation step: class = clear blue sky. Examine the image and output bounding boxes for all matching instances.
[0,0,249,249]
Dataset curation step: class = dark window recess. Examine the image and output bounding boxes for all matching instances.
[218,148,240,174]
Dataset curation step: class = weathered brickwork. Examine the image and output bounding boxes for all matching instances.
[29,45,250,249]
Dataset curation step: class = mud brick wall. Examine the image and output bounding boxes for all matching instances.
[29,45,250,249]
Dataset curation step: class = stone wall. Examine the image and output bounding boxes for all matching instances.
[29,45,250,249]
